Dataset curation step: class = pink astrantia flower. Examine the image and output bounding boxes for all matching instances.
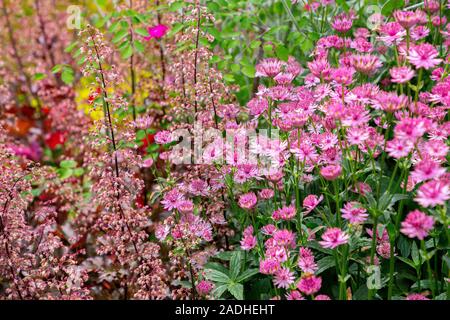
[320,164,342,181]
[241,226,257,250]
[259,259,280,275]
[389,66,415,84]
[303,194,323,214]
[274,267,295,289]
[144,24,169,40]
[401,210,434,240]
[411,158,446,183]
[238,192,258,209]
[297,274,322,295]
[319,227,349,249]
[259,188,275,200]
[315,294,332,300]
[406,293,430,300]
[286,290,305,300]
[407,43,442,69]
[272,205,296,221]
[415,180,450,207]
[298,247,318,273]
[341,202,368,224]
[378,22,406,46]
[255,58,284,78]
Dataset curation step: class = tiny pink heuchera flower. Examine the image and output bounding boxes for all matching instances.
[144,24,169,40]
[196,280,214,296]
[154,130,173,144]
[400,210,434,240]
[320,164,342,181]
[297,274,322,295]
[319,227,349,249]
[407,43,442,70]
[238,192,258,209]
[341,202,368,224]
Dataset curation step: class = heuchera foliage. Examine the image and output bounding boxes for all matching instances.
[0,0,449,300]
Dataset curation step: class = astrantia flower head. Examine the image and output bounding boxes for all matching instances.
[320,164,342,181]
[297,274,322,295]
[401,210,434,240]
[272,205,296,221]
[259,259,280,275]
[241,225,257,250]
[393,10,422,29]
[319,227,349,249]
[406,293,430,300]
[298,247,318,273]
[255,58,284,78]
[303,194,323,214]
[378,22,406,46]
[274,267,295,289]
[389,66,415,84]
[332,12,353,33]
[351,54,382,75]
[411,157,446,183]
[415,179,450,207]
[408,43,442,70]
[238,192,258,209]
[331,67,355,86]
[341,201,368,224]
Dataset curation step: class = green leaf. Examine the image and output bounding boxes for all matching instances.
[204,268,230,283]
[227,282,243,300]
[51,64,62,73]
[241,66,256,78]
[33,73,47,81]
[411,241,420,266]
[135,40,144,53]
[214,251,233,261]
[57,168,73,180]
[382,0,405,16]
[212,284,228,298]
[229,251,242,281]
[135,27,149,37]
[73,168,84,177]
[236,269,258,283]
[223,74,235,82]
[170,1,186,11]
[112,29,129,44]
[316,255,335,275]
[60,159,77,168]
[397,256,416,269]
[398,235,411,258]
[275,45,289,61]
[61,67,75,85]
[121,44,133,59]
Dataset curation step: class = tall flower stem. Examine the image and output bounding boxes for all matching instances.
[368,213,379,300]
[421,240,435,298]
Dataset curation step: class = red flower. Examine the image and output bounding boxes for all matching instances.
[45,131,66,149]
